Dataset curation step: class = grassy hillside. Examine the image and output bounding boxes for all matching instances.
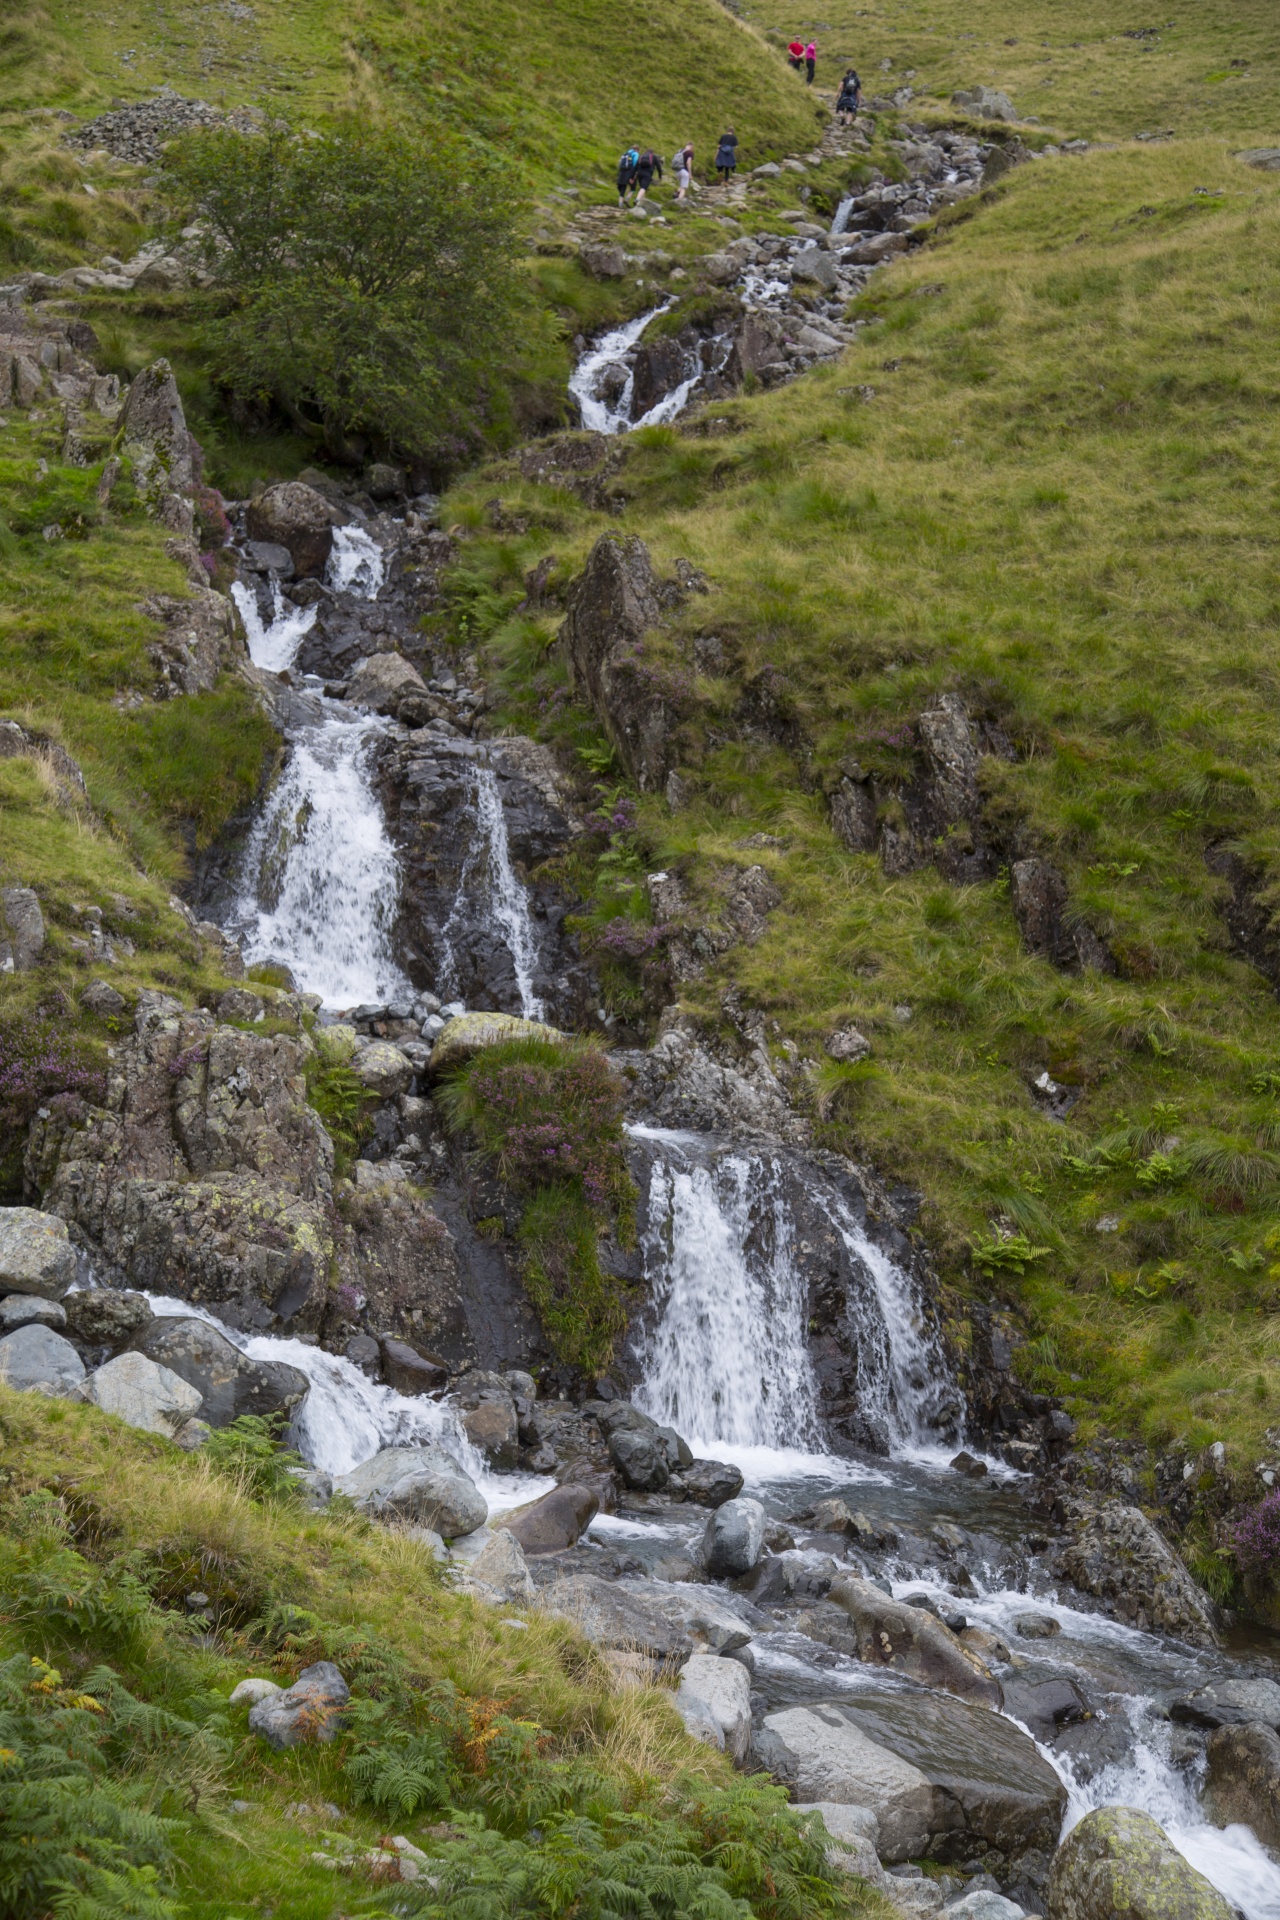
[438,109,1280,1497]
[0,1388,874,1919]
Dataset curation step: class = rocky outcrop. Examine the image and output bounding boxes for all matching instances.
[337,1184,475,1366]
[131,1316,308,1428]
[827,1574,1003,1706]
[140,590,238,697]
[1046,1805,1234,1920]
[1053,1500,1218,1647]
[115,359,194,535]
[617,1023,805,1143]
[1010,858,1112,974]
[1203,1722,1280,1850]
[829,695,1010,882]
[0,887,46,973]
[333,1444,487,1538]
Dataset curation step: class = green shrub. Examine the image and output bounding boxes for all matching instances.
[304,1056,377,1177]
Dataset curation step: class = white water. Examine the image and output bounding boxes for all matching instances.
[831,194,856,236]
[230,577,317,673]
[569,303,711,435]
[437,762,545,1020]
[227,527,411,1007]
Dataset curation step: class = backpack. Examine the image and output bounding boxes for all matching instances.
[672,149,687,173]
[619,148,639,174]
[640,150,657,169]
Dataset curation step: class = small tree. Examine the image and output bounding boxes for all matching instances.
[162,116,525,461]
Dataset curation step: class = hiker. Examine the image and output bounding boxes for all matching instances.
[633,146,663,205]
[787,37,805,70]
[616,145,640,206]
[714,127,738,185]
[673,141,696,202]
[836,69,862,120]
[805,40,817,84]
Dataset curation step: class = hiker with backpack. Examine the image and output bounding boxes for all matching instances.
[633,146,663,206]
[805,41,817,84]
[673,142,696,203]
[714,127,738,185]
[616,146,640,206]
[836,69,862,120]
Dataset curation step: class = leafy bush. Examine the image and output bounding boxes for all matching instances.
[438,1039,637,1370]
[304,1055,377,1177]
[160,116,526,462]
[201,1414,308,1504]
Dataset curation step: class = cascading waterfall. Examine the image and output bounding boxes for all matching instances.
[830,194,856,236]
[436,762,545,1020]
[226,523,411,1007]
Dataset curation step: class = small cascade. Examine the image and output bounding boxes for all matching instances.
[437,762,545,1020]
[631,1127,962,1463]
[569,306,670,433]
[225,523,411,1007]
[830,194,856,236]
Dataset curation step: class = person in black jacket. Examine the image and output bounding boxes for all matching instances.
[714,128,738,184]
[633,147,663,205]
[616,146,640,206]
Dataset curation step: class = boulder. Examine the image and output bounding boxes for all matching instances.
[676,1458,746,1507]
[1237,148,1280,172]
[131,1316,308,1427]
[349,1040,415,1097]
[676,1654,752,1763]
[0,886,46,972]
[609,1425,670,1491]
[1203,1721,1280,1850]
[840,231,910,266]
[379,1338,449,1396]
[345,653,431,726]
[825,1027,871,1063]
[1170,1678,1280,1730]
[464,1528,537,1606]
[702,1497,766,1578]
[82,979,127,1018]
[428,1010,568,1076]
[0,1208,76,1299]
[229,1678,281,1707]
[0,1294,66,1331]
[115,359,193,529]
[0,1323,86,1397]
[248,1661,349,1750]
[1045,1804,1235,1920]
[701,252,741,286]
[1013,1611,1061,1639]
[946,1897,1024,1920]
[334,1444,487,1538]
[828,1575,1003,1707]
[791,246,840,292]
[245,482,338,578]
[83,1350,203,1436]
[579,244,628,279]
[451,1369,520,1468]
[951,86,1018,122]
[1053,1500,1218,1647]
[1010,858,1111,974]
[538,1575,694,1663]
[651,1585,753,1654]
[559,533,674,791]
[504,1484,600,1554]
[760,1690,1065,1864]
[755,1706,935,1860]
[63,1288,153,1349]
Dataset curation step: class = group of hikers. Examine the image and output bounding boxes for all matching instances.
[615,131,739,206]
[614,38,862,210]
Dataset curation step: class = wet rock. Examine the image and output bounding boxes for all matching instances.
[1203,1722,1280,1850]
[0,1323,86,1396]
[950,1451,988,1478]
[1013,1611,1060,1639]
[0,886,45,972]
[959,1625,1011,1667]
[609,1426,670,1491]
[115,359,194,532]
[346,652,431,725]
[131,1316,308,1427]
[1053,1500,1218,1647]
[755,1706,935,1860]
[0,1294,66,1331]
[334,1444,487,1539]
[1169,1678,1280,1730]
[63,1287,153,1350]
[1010,858,1112,974]
[245,482,338,578]
[84,1350,203,1435]
[248,1661,350,1750]
[827,1575,1003,1707]
[428,1011,567,1076]
[452,1370,519,1468]
[1045,1804,1234,1920]
[1000,1677,1089,1743]
[464,1528,537,1606]
[505,1484,599,1554]
[703,1496,766,1577]
[537,1574,694,1663]
[0,1209,77,1299]
[676,1654,752,1763]
[379,1337,448,1396]
[619,1024,804,1142]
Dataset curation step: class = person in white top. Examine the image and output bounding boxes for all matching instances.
[674,142,695,202]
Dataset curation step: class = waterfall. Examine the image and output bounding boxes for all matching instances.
[230,577,316,673]
[327,523,385,597]
[831,194,856,236]
[631,1128,961,1464]
[437,763,545,1020]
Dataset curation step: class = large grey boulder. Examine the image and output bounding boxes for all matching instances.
[504,1484,599,1555]
[702,1496,766,1578]
[1170,1677,1280,1730]
[755,1706,935,1860]
[248,1661,349,1750]
[116,359,194,532]
[1203,1721,1280,1850]
[0,1294,66,1332]
[245,482,338,577]
[1053,1500,1218,1647]
[0,1208,76,1299]
[758,1689,1066,1864]
[1046,1804,1235,1920]
[345,654,431,728]
[951,86,1017,121]
[64,1288,153,1350]
[608,1425,670,1491]
[131,1316,308,1428]
[0,1323,86,1397]
[84,1350,203,1437]
[334,1444,486,1539]
[463,1529,536,1606]
[559,533,672,791]
[0,886,45,972]
[675,1654,752,1763]
[651,1584,752,1654]
[538,1575,694,1664]
[828,1574,1003,1707]
[791,246,840,292]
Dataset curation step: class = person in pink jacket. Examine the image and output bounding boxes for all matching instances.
[805,41,817,84]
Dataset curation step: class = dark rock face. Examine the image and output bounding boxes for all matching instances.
[376,733,594,1028]
[504,1483,600,1554]
[115,358,194,532]
[1010,856,1113,973]
[132,1315,308,1427]
[1053,1498,1219,1646]
[339,1185,475,1366]
[1205,843,1280,993]
[1203,1721,1280,1850]
[559,534,683,791]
